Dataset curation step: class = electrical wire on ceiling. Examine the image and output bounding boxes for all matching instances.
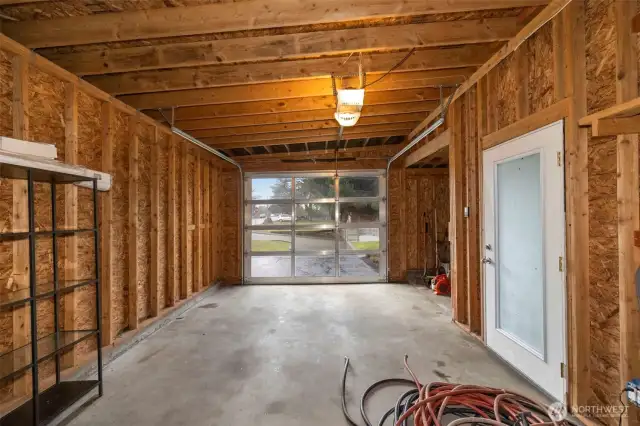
[341,356,575,426]
[362,48,416,89]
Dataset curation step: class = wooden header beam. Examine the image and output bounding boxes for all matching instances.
[87,44,495,95]
[408,0,572,140]
[404,128,451,167]
[4,0,548,48]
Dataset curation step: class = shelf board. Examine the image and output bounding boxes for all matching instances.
[0,380,99,426]
[579,96,640,136]
[0,279,97,311]
[0,330,98,382]
[0,162,96,184]
[0,228,95,242]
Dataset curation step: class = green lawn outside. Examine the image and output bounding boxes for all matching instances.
[252,240,291,252]
[351,241,380,250]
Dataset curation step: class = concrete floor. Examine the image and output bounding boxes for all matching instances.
[68,285,545,426]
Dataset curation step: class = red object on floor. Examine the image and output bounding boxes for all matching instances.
[433,274,450,296]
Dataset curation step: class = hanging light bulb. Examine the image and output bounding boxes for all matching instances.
[334,88,365,127]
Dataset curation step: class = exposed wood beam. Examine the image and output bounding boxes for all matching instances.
[194,154,202,292]
[559,2,590,411]
[11,55,29,393]
[579,97,640,125]
[87,45,495,95]
[235,144,400,161]
[149,127,160,317]
[188,113,426,137]
[180,143,189,299]
[100,103,114,347]
[167,136,177,306]
[403,128,451,167]
[47,19,519,76]
[408,0,572,140]
[615,2,640,422]
[128,115,140,331]
[205,122,416,148]
[242,159,389,172]
[209,129,409,149]
[591,116,640,137]
[203,163,210,286]
[482,97,571,149]
[0,0,46,4]
[126,82,453,110]
[153,100,438,125]
[4,0,548,48]
[63,82,79,368]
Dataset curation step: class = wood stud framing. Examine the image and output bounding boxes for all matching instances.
[150,127,160,317]
[128,116,140,331]
[614,2,640,423]
[100,103,114,346]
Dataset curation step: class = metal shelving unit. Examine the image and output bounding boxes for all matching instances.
[0,163,103,426]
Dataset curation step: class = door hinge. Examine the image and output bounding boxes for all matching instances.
[558,256,563,272]
[557,151,562,167]
[560,362,567,378]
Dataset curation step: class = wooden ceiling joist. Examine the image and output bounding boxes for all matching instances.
[45,18,519,76]
[127,83,451,110]
[234,144,401,161]
[87,46,493,95]
[166,102,436,129]
[188,113,426,138]
[206,128,412,149]
[3,0,548,48]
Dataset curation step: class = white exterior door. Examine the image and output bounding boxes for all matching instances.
[482,121,566,401]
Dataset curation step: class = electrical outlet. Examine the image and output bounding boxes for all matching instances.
[627,379,640,407]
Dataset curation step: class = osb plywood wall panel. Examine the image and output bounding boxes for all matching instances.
[111,110,130,335]
[0,41,235,405]
[527,22,554,114]
[137,123,152,320]
[494,55,517,130]
[585,0,619,411]
[157,133,169,309]
[221,170,240,282]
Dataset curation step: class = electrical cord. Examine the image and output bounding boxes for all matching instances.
[341,356,570,426]
[362,48,416,89]
[618,388,631,426]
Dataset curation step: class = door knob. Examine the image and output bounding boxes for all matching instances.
[481,257,493,265]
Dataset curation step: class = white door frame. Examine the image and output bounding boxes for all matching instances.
[482,120,567,402]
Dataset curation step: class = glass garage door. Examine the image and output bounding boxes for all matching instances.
[244,171,387,283]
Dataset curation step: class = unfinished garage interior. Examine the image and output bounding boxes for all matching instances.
[0,0,638,425]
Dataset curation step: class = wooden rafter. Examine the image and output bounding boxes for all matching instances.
[205,123,415,148]
[87,44,496,95]
[45,19,519,76]
[188,113,425,138]
[170,102,435,129]
[128,84,452,111]
[210,130,408,150]
[4,0,548,48]
[236,144,400,161]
